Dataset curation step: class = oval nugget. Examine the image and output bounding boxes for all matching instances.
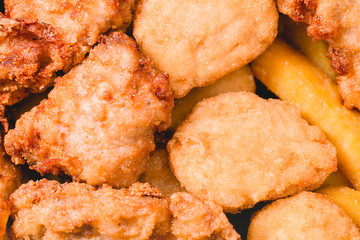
[168,92,337,212]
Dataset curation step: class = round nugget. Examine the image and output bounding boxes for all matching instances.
[168,92,337,212]
[248,191,360,240]
[133,0,278,97]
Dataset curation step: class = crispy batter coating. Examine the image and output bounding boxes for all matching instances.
[277,0,360,110]
[170,192,241,240]
[168,92,337,212]
[0,199,10,240]
[4,32,173,188]
[248,191,360,240]
[0,0,135,105]
[10,180,171,239]
[133,0,278,98]
[140,148,184,196]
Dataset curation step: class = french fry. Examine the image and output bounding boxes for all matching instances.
[251,39,360,190]
[171,65,255,130]
[321,170,353,188]
[282,16,337,81]
[318,186,360,227]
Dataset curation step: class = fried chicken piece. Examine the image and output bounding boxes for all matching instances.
[0,0,135,105]
[140,148,184,196]
[170,192,241,240]
[277,0,360,110]
[4,32,173,188]
[168,92,337,212]
[0,199,10,240]
[133,0,278,98]
[10,180,171,239]
[248,191,360,240]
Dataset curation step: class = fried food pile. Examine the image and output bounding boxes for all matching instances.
[1,0,360,239]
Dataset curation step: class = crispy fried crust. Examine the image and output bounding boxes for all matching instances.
[168,92,337,212]
[248,191,360,240]
[277,0,360,109]
[170,192,241,240]
[140,148,184,196]
[10,180,171,239]
[134,0,278,97]
[0,0,135,105]
[4,32,173,188]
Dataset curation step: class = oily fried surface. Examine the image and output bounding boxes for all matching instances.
[170,192,241,240]
[134,0,278,98]
[168,92,337,212]
[10,180,171,239]
[0,0,135,105]
[140,148,184,196]
[0,199,10,240]
[248,191,360,239]
[4,32,173,188]
[277,0,360,110]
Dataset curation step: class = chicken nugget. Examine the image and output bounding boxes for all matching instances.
[4,32,173,188]
[248,191,360,240]
[10,180,171,239]
[140,148,184,196]
[170,192,241,240]
[133,0,278,97]
[277,0,360,110]
[168,92,337,212]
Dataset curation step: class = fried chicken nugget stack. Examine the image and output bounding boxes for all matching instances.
[0,0,135,105]
[4,31,173,188]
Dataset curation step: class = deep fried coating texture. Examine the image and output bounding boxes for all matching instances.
[133,0,278,97]
[10,180,171,239]
[140,148,184,196]
[277,0,360,109]
[168,92,337,212]
[0,0,135,105]
[4,32,173,188]
[170,192,240,240]
[248,191,360,240]
[0,199,10,239]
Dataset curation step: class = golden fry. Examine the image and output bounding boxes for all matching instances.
[318,186,360,228]
[251,39,360,190]
[321,170,353,188]
[171,65,255,130]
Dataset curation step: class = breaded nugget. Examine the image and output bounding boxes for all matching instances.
[168,92,337,212]
[0,0,135,105]
[248,191,360,240]
[170,192,241,240]
[0,199,10,239]
[277,0,360,110]
[140,148,184,196]
[133,0,278,97]
[10,180,171,239]
[4,32,173,188]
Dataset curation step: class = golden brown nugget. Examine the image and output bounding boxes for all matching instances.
[10,180,171,239]
[0,0,135,105]
[140,148,184,196]
[248,191,360,240]
[133,0,278,97]
[0,199,10,239]
[170,192,241,240]
[277,0,360,110]
[5,32,173,188]
[168,92,337,212]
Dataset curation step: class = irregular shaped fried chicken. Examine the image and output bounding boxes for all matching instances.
[0,0,135,105]
[277,0,360,110]
[0,199,10,240]
[134,0,278,97]
[140,148,184,196]
[5,32,173,188]
[170,192,241,240]
[168,92,337,212]
[248,191,360,240]
[10,180,171,239]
